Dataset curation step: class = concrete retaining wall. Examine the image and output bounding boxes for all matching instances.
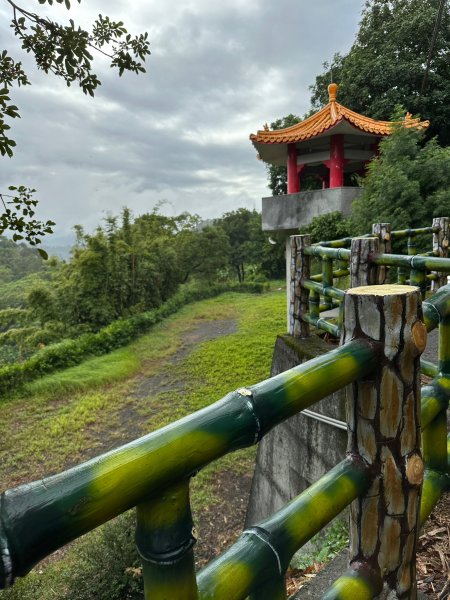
[261,187,361,232]
[245,334,347,526]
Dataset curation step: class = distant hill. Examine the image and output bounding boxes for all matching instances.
[0,236,45,282]
[0,271,52,309]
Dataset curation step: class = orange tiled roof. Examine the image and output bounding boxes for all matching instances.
[250,83,429,144]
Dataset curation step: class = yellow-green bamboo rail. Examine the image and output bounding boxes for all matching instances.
[290,221,450,342]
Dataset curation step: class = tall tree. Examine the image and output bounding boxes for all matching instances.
[351,118,450,234]
[310,0,450,144]
[217,208,284,281]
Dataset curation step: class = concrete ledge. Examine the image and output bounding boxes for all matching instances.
[290,550,348,598]
[262,187,361,232]
[290,550,428,599]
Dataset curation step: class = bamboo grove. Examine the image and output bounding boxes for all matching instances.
[1,219,449,599]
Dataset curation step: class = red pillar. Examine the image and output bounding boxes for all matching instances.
[287,143,299,194]
[329,134,344,188]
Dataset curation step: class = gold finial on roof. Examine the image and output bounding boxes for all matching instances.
[263,123,269,131]
[328,82,338,103]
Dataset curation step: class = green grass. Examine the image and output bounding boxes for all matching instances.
[0,289,286,600]
[291,518,349,570]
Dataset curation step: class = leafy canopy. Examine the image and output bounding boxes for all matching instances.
[310,0,450,145]
[351,116,450,234]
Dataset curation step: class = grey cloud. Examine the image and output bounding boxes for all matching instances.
[1,0,363,243]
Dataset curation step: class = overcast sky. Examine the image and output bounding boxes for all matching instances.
[1,0,363,245]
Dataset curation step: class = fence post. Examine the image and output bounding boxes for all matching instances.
[136,480,198,600]
[343,284,426,599]
[431,216,449,290]
[350,237,379,287]
[289,234,311,337]
[372,223,391,284]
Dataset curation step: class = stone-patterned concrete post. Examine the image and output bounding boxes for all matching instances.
[372,223,391,284]
[289,235,311,337]
[343,285,426,599]
[431,217,449,290]
[350,237,380,288]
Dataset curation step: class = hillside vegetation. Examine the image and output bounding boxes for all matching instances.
[0,207,284,369]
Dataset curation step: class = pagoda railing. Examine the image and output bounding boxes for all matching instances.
[0,219,449,599]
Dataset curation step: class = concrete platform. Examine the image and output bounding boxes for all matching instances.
[262,187,361,232]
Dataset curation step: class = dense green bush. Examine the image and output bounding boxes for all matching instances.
[0,282,263,395]
[2,512,142,600]
[299,211,352,243]
[65,512,142,600]
[351,120,450,234]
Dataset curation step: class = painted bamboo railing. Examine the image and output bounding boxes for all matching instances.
[289,217,450,340]
[0,222,449,599]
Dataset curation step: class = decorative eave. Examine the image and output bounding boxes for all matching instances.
[250,83,429,150]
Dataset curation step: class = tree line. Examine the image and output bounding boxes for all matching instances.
[0,207,284,364]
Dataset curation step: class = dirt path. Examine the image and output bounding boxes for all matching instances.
[79,319,239,456]
[106,317,254,571]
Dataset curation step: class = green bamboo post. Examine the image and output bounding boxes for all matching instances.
[289,235,311,338]
[408,235,427,298]
[322,257,334,310]
[421,283,450,518]
[372,223,391,284]
[410,259,427,298]
[407,235,417,256]
[309,288,320,321]
[349,237,379,287]
[421,311,450,524]
[343,284,426,599]
[431,216,449,290]
[422,283,450,332]
[322,562,383,599]
[136,480,198,599]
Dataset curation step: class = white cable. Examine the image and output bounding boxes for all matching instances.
[302,409,347,431]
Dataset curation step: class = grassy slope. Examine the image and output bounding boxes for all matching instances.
[0,289,286,599]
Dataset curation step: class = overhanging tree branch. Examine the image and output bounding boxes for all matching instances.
[0,0,151,248]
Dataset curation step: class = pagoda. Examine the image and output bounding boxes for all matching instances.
[250,84,429,328]
[250,83,428,196]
